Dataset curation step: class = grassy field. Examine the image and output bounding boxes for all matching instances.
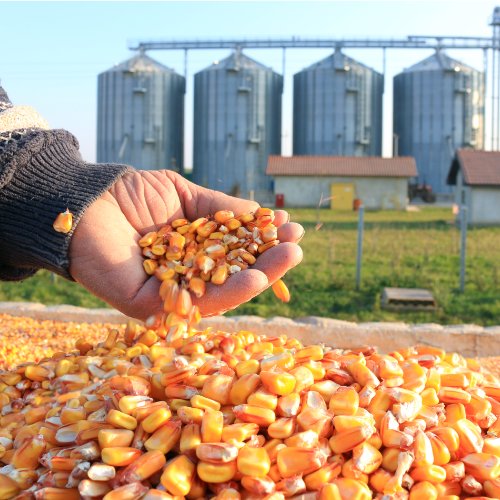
[2,207,500,326]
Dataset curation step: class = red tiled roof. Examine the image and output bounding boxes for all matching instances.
[266,155,418,177]
[448,149,500,186]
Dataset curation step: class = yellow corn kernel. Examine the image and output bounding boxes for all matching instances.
[144,421,181,454]
[247,386,278,410]
[191,394,221,411]
[98,429,134,449]
[221,423,259,443]
[461,452,500,480]
[201,374,233,405]
[409,480,438,500]
[101,447,142,466]
[268,418,296,439]
[142,408,172,434]
[420,388,440,406]
[277,447,326,478]
[484,478,500,499]
[352,442,382,474]
[0,472,20,499]
[229,374,261,406]
[235,360,260,377]
[237,445,271,476]
[260,371,296,396]
[201,410,223,443]
[331,478,370,500]
[106,410,137,430]
[12,434,46,470]
[304,462,342,490]
[452,419,483,453]
[197,460,237,483]
[233,404,276,427]
[329,386,359,416]
[178,406,204,426]
[410,464,447,483]
[329,425,373,454]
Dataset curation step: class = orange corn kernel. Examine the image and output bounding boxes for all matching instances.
[329,387,359,416]
[101,447,143,466]
[277,446,326,478]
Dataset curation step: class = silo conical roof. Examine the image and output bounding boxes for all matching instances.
[199,49,271,73]
[300,49,381,74]
[402,50,478,73]
[101,53,176,74]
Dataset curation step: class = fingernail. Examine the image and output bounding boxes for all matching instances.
[297,230,305,243]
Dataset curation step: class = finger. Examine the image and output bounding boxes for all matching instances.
[194,269,268,317]
[273,210,290,227]
[252,242,303,285]
[277,222,305,244]
[189,185,260,220]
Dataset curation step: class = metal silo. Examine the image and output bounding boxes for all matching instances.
[393,50,484,194]
[192,48,282,202]
[97,52,185,173]
[293,49,383,157]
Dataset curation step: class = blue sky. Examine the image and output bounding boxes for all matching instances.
[1,1,497,167]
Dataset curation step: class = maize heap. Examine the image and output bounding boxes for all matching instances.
[0,318,499,500]
[139,208,290,332]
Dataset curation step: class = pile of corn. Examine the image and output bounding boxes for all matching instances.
[139,209,289,332]
[0,317,499,500]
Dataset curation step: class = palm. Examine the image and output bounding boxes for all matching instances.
[69,170,304,321]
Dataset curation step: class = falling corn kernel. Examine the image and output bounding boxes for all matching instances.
[272,279,291,302]
[53,208,73,233]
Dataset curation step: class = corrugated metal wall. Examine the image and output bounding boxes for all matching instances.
[192,50,282,201]
[393,51,484,194]
[97,53,185,173]
[293,50,383,157]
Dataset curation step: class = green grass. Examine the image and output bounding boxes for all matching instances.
[2,207,500,326]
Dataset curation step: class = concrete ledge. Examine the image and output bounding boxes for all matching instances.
[1,302,499,357]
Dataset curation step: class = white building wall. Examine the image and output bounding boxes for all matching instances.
[453,169,499,225]
[470,187,500,225]
[274,176,409,209]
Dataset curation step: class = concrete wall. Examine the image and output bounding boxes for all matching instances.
[454,170,500,225]
[274,176,408,210]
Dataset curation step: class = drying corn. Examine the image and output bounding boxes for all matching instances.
[0,319,500,500]
[139,209,290,332]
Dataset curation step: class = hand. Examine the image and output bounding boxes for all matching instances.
[69,170,304,321]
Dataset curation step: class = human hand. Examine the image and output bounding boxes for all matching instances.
[69,170,304,321]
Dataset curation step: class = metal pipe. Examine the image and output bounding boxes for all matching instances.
[484,48,488,149]
[184,49,188,81]
[493,45,497,150]
[282,47,286,89]
[497,38,500,151]
[130,38,498,52]
[460,205,468,293]
[382,47,386,94]
[355,206,365,291]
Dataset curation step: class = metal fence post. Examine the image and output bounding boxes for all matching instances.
[356,206,365,291]
[460,206,468,292]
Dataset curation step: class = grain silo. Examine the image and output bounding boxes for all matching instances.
[393,50,484,194]
[97,53,185,174]
[192,49,282,202]
[293,49,383,157]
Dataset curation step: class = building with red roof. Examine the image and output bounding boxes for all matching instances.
[267,155,417,210]
[447,149,500,225]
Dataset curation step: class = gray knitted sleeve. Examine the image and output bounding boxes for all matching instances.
[0,86,134,282]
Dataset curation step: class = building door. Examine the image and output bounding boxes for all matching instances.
[330,183,354,210]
